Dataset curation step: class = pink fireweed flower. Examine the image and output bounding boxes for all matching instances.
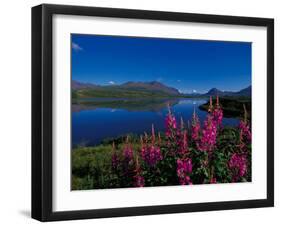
[212,108,223,127]
[157,132,161,146]
[191,109,200,141]
[198,114,217,152]
[238,104,251,141]
[141,126,163,167]
[180,117,185,130]
[238,130,246,151]
[208,96,213,112]
[238,120,251,142]
[165,105,177,138]
[178,129,189,155]
[212,96,223,127]
[134,174,145,187]
[111,142,118,169]
[229,153,247,181]
[140,135,147,162]
[134,156,145,187]
[147,145,162,166]
[176,118,189,155]
[176,158,192,185]
[210,177,217,184]
[123,136,133,161]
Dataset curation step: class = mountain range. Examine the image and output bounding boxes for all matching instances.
[72,80,251,98]
[205,86,251,97]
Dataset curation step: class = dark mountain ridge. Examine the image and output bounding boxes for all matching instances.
[204,86,251,97]
[120,81,180,95]
[72,80,251,98]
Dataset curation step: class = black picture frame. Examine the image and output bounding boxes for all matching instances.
[32,4,274,222]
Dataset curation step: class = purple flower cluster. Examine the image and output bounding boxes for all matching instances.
[165,106,177,138]
[229,153,247,181]
[140,125,163,167]
[212,96,223,127]
[239,121,251,142]
[197,114,217,152]
[196,96,223,152]
[123,137,133,161]
[212,108,223,127]
[239,104,251,142]
[176,158,193,185]
[178,129,188,155]
[191,110,200,141]
[109,96,251,188]
[134,174,145,187]
[134,157,145,187]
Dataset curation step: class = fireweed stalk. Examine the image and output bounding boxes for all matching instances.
[123,136,133,161]
[239,104,251,142]
[176,158,193,185]
[165,104,177,139]
[191,108,200,141]
[212,96,223,127]
[111,142,118,170]
[197,114,217,152]
[134,156,145,187]
[141,124,162,167]
[229,153,247,182]
[177,118,189,155]
[197,96,222,152]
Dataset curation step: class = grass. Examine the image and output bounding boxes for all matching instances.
[72,140,141,190]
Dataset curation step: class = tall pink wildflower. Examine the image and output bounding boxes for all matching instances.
[191,109,200,141]
[208,96,213,112]
[198,114,217,152]
[212,96,223,127]
[141,125,162,167]
[229,153,247,182]
[165,104,177,138]
[196,96,220,152]
[238,105,251,142]
[177,118,189,155]
[123,136,133,161]
[239,121,251,141]
[133,156,145,187]
[176,158,192,185]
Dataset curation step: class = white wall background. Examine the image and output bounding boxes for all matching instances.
[0,0,279,225]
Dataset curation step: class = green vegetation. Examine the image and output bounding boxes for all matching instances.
[72,88,185,99]
[199,97,251,119]
[72,139,141,190]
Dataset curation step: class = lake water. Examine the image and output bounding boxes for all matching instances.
[72,98,239,146]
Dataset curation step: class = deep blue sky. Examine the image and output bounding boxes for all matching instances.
[71,34,251,93]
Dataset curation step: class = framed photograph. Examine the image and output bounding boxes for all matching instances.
[32,4,274,221]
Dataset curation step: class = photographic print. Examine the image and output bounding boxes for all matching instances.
[71,34,252,190]
[32,4,274,221]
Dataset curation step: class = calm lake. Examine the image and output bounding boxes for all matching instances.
[72,98,239,147]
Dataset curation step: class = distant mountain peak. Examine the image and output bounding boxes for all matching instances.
[72,80,181,97]
[206,88,223,96]
[72,80,98,90]
[120,81,180,95]
[204,86,251,97]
